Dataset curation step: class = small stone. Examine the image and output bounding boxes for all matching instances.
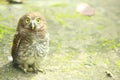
[7,56,13,62]
[76,3,95,16]
[7,0,23,4]
[105,71,113,77]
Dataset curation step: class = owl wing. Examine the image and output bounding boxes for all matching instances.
[11,32,22,61]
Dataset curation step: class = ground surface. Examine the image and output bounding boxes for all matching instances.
[0,0,120,80]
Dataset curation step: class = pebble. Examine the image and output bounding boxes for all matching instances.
[76,3,95,16]
[7,56,13,62]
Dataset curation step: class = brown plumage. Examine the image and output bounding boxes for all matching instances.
[11,12,49,72]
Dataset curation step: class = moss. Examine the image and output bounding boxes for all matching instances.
[0,25,14,35]
[50,2,68,7]
[117,60,120,69]
[0,25,15,43]
[116,43,120,48]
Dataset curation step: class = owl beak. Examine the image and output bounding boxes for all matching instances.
[30,21,36,30]
[31,23,35,30]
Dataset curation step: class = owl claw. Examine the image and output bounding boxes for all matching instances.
[23,69,27,73]
[32,67,45,73]
[38,69,46,74]
[18,65,28,73]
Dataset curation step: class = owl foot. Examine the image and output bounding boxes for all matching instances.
[32,67,45,73]
[36,69,46,74]
[18,64,33,73]
[27,68,34,72]
[38,69,43,72]
[38,69,45,73]
[23,69,27,73]
[18,65,27,73]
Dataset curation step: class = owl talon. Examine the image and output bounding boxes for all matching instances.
[27,67,33,72]
[32,66,45,73]
[18,65,27,73]
[23,69,27,73]
[38,69,46,74]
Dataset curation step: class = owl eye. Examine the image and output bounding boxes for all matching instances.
[36,18,40,23]
[25,18,30,23]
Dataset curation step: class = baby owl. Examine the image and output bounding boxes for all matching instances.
[11,12,49,72]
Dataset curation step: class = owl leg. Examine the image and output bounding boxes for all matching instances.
[18,64,29,73]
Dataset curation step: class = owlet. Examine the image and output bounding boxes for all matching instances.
[11,12,49,73]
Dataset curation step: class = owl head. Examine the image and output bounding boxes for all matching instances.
[17,12,47,33]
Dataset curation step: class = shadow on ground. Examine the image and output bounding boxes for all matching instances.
[0,62,37,80]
